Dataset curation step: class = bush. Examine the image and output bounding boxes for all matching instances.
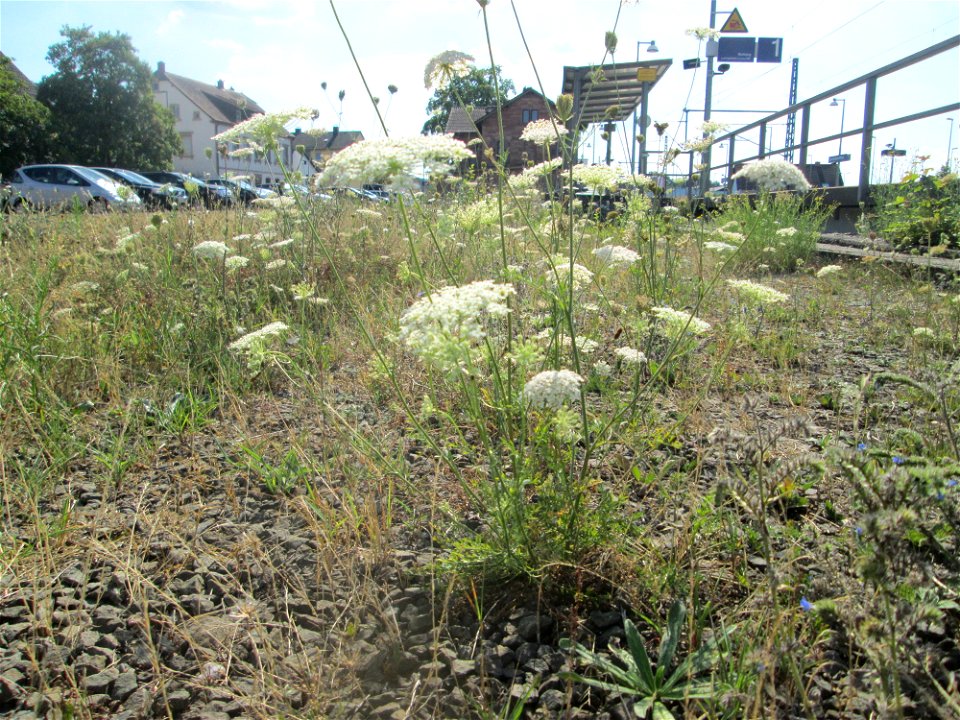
[868,168,960,252]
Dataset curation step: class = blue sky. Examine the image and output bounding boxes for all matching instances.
[2,0,958,179]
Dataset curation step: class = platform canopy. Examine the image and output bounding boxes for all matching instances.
[561,59,672,126]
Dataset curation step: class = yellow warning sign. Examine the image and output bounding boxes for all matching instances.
[720,7,748,33]
[636,68,658,82]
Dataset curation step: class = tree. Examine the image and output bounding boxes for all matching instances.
[0,56,51,176]
[37,26,181,169]
[422,66,515,135]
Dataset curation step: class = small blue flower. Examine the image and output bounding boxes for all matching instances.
[947,479,958,488]
[892,456,904,465]
[800,597,813,612]
[854,526,863,537]
[856,442,867,452]
[937,492,945,501]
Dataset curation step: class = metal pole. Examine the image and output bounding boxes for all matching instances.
[888,138,898,184]
[858,76,877,203]
[700,0,717,197]
[638,81,650,175]
[948,117,955,170]
[838,99,846,157]
[631,42,640,174]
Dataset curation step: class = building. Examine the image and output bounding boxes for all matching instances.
[445,87,558,173]
[151,61,295,185]
[294,128,365,174]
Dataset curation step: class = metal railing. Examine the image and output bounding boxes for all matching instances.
[695,35,959,202]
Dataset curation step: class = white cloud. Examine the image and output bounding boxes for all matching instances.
[157,9,184,37]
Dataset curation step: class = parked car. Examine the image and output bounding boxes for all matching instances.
[207,178,277,205]
[138,171,233,208]
[4,165,142,212]
[278,182,333,201]
[91,167,188,210]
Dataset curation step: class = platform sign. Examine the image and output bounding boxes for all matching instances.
[683,58,702,70]
[880,148,907,157]
[756,37,783,63]
[828,154,851,163]
[720,7,748,33]
[718,36,757,62]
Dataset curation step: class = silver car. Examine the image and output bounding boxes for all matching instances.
[5,164,143,212]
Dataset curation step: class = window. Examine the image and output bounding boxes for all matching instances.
[179,132,193,158]
[193,110,201,121]
[169,103,181,120]
[521,109,540,124]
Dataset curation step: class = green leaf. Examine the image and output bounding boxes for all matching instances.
[625,619,657,691]
[658,600,685,669]
[651,701,677,720]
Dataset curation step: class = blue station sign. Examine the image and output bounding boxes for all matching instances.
[718,36,757,62]
[756,37,783,63]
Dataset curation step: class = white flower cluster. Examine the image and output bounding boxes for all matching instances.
[228,321,289,352]
[776,226,798,237]
[225,255,249,271]
[520,118,568,145]
[398,280,514,372]
[816,264,843,278]
[592,244,640,268]
[192,240,232,259]
[321,135,473,189]
[727,279,789,305]
[571,163,631,193]
[615,347,647,367]
[703,241,738,253]
[543,256,594,291]
[423,50,475,90]
[455,197,500,233]
[523,369,583,409]
[509,158,563,190]
[213,107,318,149]
[714,229,745,244]
[686,27,720,41]
[651,306,711,339]
[732,159,811,192]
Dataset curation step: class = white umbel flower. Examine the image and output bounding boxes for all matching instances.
[524,370,583,409]
[192,240,231,259]
[228,322,289,351]
[732,158,811,191]
[727,279,789,305]
[520,118,568,145]
[615,347,647,367]
[592,245,640,267]
[651,306,711,339]
[398,280,514,372]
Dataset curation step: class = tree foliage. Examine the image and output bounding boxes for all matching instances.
[0,56,52,177]
[422,66,515,135]
[37,26,180,169]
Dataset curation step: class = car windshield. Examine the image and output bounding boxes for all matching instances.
[114,169,161,187]
[77,167,118,184]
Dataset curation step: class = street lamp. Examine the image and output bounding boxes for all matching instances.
[830,97,847,161]
[636,40,659,57]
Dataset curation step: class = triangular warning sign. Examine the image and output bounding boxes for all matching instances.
[720,7,748,33]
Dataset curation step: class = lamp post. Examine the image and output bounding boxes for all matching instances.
[631,40,658,175]
[830,97,846,160]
